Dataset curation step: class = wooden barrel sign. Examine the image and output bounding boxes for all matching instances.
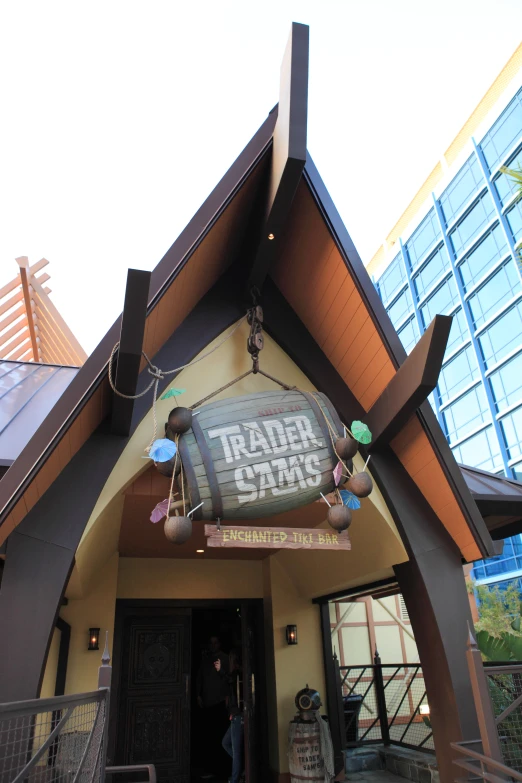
[173,389,344,521]
[288,720,326,782]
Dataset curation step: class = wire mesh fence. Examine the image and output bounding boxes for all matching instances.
[337,661,434,752]
[0,689,109,783]
[484,664,522,773]
[382,665,433,751]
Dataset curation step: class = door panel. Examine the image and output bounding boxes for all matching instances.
[115,609,191,783]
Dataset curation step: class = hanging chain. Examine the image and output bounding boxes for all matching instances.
[247,304,264,373]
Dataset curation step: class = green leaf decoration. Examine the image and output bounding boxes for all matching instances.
[506,633,522,660]
[476,630,513,661]
[351,420,372,444]
[161,388,186,400]
[512,616,521,633]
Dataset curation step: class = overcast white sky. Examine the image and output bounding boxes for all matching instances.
[1,0,521,355]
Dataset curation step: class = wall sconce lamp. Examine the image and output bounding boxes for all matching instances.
[419,703,431,728]
[286,625,298,645]
[88,628,100,651]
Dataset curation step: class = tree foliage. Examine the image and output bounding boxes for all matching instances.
[468,580,522,661]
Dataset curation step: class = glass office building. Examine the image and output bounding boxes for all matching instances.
[371,68,522,589]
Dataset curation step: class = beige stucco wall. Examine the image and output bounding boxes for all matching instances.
[262,557,326,774]
[117,558,263,599]
[59,552,119,695]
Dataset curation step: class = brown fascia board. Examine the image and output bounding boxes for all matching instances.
[0,109,278,529]
[303,154,496,559]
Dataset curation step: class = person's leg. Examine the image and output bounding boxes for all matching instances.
[222,723,233,759]
[230,716,244,783]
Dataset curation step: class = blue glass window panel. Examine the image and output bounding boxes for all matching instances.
[444,308,469,358]
[479,301,522,366]
[467,259,521,327]
[442,385,490,444]
[506,200,522,243]
[438,345,479,404]
[495,146,522,205]
[500,406,522,460]
[440,155,484,225]
[451,426,503,472]
[472,563,486,579]
[405,210,441,269]
[489,351,522,412]
[513,461,522,480]
[458,224,508,291]
[480,558,518,577]
[387,288,413,328]
[480,89,522,171]
[398,318,420,354]
[376,254,406,306]
[420,277,459,327]
[413,245,449,300]
[449,192,496,259]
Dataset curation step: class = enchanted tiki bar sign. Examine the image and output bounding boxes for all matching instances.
[205,525,351,550]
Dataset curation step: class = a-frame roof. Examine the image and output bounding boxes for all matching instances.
[0,27,499,563]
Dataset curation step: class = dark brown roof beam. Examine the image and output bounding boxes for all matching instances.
[364,315,452,451]
[110,268,152,436]
[246,22,309,297]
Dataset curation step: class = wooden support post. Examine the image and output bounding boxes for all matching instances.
[15,256,40,361]
[110,268,151,436]
[364,314,452,450]
[374,651,390,745]
[466,626,504,763]
[247,23,309,294]
[319,602,346,780]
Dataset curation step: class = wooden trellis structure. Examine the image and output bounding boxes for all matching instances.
[0,256,87,366]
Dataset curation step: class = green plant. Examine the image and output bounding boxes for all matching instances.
[471,582,522,660]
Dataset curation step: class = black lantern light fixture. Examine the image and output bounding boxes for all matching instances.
[88,628,100,651]
[286,624,298,645]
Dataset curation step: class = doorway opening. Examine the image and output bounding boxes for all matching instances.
[110,599,267,783]
[190,605,242,782]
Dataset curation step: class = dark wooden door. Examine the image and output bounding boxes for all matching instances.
[114,607,191,783]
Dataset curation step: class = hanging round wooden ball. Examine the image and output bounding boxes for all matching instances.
[167,407,193,435]
[347,472,373,498]
[164,515,192,544]
[335,437,358,460]
[155,456,182,478]
[327,504,352,531]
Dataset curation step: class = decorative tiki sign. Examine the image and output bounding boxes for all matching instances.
[205,525,351,550]
[176,390,344,521]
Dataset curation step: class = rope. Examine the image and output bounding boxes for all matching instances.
[107,316,247,455]
[307,391,354,480]
[108,315,248,400]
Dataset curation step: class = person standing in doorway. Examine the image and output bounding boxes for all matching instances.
[215,650,244,783]
[196,635,229,779]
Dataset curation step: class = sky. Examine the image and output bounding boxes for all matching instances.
[1,0,521,356]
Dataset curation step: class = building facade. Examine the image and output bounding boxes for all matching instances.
[369,45,522,589]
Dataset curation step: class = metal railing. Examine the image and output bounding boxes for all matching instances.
[0,635,156,783]
[0,689,109,783]
[451,740,522,783]
[336,653,434,753]
[484,663,522,773]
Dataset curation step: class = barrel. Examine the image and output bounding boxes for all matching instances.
[175,389,344,521]
[288,719,326,782]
